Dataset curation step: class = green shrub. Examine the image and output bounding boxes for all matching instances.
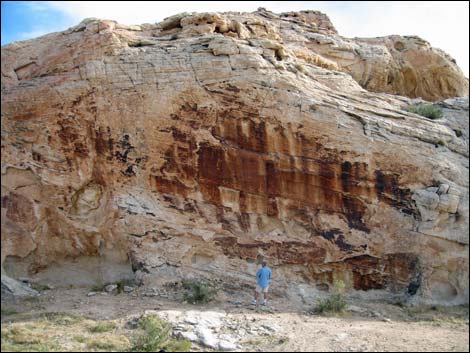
[182,279,217,304]
[132,315,171,352]
[407,104,443,119]
[131,315,190,352]
[314,280,347,314]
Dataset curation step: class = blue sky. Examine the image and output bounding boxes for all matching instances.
[1,1,71,44]
[1,1,469,76]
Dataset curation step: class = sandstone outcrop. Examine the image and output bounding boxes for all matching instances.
[1,9,468,303]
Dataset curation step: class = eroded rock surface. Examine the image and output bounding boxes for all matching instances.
[1,9,468,304]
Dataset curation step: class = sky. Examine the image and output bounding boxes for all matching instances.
[1,1,469,76]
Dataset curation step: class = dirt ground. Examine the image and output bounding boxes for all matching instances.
[1,287,469,352]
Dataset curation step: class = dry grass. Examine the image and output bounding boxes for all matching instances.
[86,335,130,351]
[88,322,117,333]
[1,322,60,352]
[1,313,129,352]
[1,312,190,352]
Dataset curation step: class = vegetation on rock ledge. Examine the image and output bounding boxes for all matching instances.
[407,103,443,119]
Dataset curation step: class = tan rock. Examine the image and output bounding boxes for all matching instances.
[1,9,468,304]
[209,38,240,56]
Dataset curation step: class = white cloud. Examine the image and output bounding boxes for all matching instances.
[23,1,470,76]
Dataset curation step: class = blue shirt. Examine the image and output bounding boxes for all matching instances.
[256,267,272,288]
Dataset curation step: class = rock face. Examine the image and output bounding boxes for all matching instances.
[1,9,468,304]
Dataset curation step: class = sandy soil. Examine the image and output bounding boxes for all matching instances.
[1,287,468,352]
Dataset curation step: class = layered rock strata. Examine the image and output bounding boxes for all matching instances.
[1,9,468,303]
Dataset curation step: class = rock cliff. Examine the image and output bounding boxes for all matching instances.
[1,8,468,304]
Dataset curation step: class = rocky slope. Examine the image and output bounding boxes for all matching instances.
[1,8,468,304]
